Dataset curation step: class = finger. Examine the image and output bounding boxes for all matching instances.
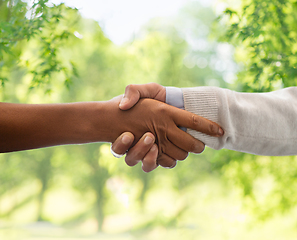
[142,144,158,172]
[162,141,189,160]
[119,83,166,110]
[125,133,155,167]
[111,132,134,156]
[157,153,177,169]
[170,108,224,137]
[168,127,205,154]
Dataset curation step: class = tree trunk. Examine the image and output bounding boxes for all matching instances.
[95,194,105,231]
[37,178,47,221]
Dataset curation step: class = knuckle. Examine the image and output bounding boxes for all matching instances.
[192,115,201,127]
[129,150,142,162]
[149,82,160,89]
[125,154,139,166]
[125,84,131,92]
[209,122,217,134]
[158,156,176,168]
[188,141,197,153]
[125,84,135,93]
[157,103,169,115]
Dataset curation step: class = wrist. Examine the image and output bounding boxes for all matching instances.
[87,97,125,143]
[83,101,114,143]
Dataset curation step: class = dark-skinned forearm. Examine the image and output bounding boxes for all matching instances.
[0,101,112,153]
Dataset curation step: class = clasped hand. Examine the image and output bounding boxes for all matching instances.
[109,83,224,172]
[0,83,223,172]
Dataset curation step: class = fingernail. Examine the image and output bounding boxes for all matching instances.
[150,144,157,152]
[144,136,154,145]
[218,128,224,136]
[122,134,132,145]
[119,97,129,108]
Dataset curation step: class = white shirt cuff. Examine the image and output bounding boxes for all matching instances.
[165,87,184,109]
[166,87,186,131]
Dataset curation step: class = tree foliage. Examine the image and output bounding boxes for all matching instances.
[219,0,297,91]
[0,0,79,92]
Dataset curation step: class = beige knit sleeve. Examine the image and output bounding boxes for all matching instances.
[182,87,297,156]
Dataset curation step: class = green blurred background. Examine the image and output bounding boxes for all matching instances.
[1,0,297,239]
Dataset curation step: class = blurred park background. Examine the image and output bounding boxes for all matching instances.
[1,0,297,239]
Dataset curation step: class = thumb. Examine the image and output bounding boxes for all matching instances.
[119,86,141,110]
[119,83,166,110]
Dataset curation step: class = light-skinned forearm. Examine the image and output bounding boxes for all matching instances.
[183,86,297,156]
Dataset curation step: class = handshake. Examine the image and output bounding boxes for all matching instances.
[0,83,223,172]
[109,83,223,172]
[2,82,295,167]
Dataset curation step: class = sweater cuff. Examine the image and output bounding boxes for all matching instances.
[182,87,225,150]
